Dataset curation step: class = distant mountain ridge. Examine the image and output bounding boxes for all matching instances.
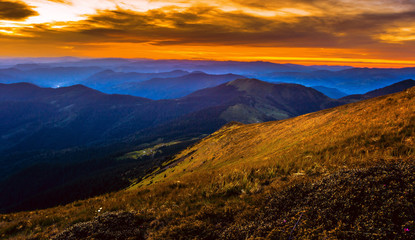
[82,69,189,92]
[0,66,103,87]
[260,67,415,93]
[340,79,415,102]
[0,58,413,96]
[115,72,245,99]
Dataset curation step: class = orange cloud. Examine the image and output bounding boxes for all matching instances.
[0,0,415,67]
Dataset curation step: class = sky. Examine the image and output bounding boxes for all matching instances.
[1,0,415,67]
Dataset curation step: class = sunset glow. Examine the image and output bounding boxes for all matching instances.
[1,0,415,67]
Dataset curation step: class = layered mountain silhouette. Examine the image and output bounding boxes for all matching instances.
[112,72,245,99]
[0,59,413,96]
[261,67,415,93]
[0,67,102,87]
[114,59,319,74]
[339,79,415,102]
[82,69,189,93]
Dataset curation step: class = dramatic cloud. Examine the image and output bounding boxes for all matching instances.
[1,0,415,66]
[15,6,415,47]
[0,0,37,20]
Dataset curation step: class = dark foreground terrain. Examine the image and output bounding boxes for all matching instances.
[53,163,415,240]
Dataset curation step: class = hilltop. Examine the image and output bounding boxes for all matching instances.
[1,86,414,239]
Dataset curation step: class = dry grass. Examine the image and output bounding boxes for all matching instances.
[1,88,415,239]
[137,87,415,188]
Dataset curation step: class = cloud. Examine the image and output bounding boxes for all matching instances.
[2,0,415,63]
[4,1,415,47]
[0,0,38,20]
[22,5,409,49]
[39,6,337,47]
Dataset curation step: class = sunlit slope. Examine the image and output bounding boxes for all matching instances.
[138,87,415,187]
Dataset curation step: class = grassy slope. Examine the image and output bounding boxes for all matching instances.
[137,86,415,188]
[1,87,415,239]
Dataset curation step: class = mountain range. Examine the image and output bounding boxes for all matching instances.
[339,79,415,102]
[0,66,102,87]
[81,69,189,93]
[85,71,245,99]
[260,67,415,93]
[0,58,414,97]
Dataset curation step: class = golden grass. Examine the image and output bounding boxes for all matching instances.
[137,87,415,188]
